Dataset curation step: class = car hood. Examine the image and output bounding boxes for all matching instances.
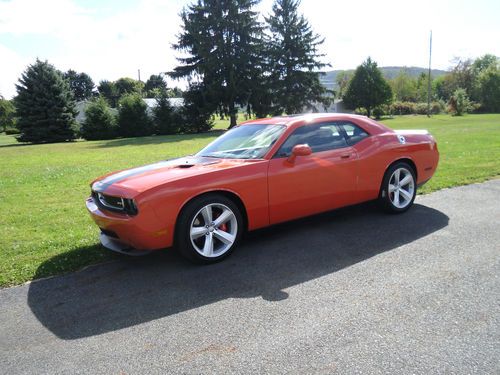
[91,156,252,196]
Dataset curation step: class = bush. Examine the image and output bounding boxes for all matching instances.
[390,101,416,115]
[80,97,117,140]
[372,106,385,119]
[415,103,428,115]
[354,107,368,116]
[153,92,181,135]
[0,98,16,133]
[448,88,472,116]
[117,93,152,137]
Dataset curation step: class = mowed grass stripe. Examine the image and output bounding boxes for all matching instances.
[0,114,499,286]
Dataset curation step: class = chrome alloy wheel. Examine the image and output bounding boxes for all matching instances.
[388,167,415,209]
[189,203,238,258]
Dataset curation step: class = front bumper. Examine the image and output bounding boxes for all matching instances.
[86,197,169,253]
[99,232,151,256]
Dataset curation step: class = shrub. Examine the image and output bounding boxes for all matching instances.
[117,93,152,137]
[0,98,16,133]
[415,103,428,115]
[372,106,385,119]
[354,107,368,116]
[390,101,416,115]
[448,88,472,116]
[153,92,181,135]
[80,97,117,140]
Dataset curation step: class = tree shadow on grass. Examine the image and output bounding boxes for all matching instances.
[90,130,225,149]
[28,202,448,340]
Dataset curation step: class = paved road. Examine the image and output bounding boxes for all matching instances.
[1,180,499,374]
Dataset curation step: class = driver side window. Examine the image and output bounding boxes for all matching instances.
[275,123,348,157]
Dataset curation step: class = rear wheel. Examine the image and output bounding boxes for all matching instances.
[379,162,416,213]
[176,194,243,263]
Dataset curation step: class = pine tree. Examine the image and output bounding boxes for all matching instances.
[153,91,180,135]
[117,93,152,137]
[170,0,263,128]
[265,0,330,115]
[81,97,117,140]
[15,59,76,143]
[343,57,393,118]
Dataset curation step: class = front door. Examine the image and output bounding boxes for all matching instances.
[267,122,359,224]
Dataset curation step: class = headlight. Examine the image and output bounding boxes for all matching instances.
[92,191,138,215]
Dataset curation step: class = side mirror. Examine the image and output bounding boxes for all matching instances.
[287,144,312,163]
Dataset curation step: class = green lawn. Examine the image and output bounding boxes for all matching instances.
[1,114,499,286]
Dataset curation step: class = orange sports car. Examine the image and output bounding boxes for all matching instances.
[86,113,439,263]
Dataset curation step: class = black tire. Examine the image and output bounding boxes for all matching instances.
[379,162,417,214]
[175,193,243,264]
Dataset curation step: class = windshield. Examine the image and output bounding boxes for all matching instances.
[197,124,286,159]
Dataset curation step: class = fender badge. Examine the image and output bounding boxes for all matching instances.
[397,135,406,144]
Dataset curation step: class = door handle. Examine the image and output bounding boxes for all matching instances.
[340,154,351,159]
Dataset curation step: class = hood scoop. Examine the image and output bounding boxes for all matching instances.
[174,157,221,169]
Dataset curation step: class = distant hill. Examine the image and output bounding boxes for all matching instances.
[320,66,448,91]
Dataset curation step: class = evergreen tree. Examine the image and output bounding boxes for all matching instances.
[265,0,330,115]
[343,57,393,117]
[117,93,152,137]
[63,70,95,101]
[81,97,117,140]
[15,59,76,143]
[180,84,215,133]
[170,0,263,128]
[153,91,180,134]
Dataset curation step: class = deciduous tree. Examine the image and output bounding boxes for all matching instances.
[63,70,95,101]
[343,57,393,117]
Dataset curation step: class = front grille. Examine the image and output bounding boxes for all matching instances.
[100,228,119,238]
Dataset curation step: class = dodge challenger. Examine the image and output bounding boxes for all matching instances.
[86,113,439,263]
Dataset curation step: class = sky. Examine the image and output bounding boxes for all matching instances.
[1,0,499,99]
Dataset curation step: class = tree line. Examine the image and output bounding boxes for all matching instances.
[1,0,498,143]
[337,54,500,117]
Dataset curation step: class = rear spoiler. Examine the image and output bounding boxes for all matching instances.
[394,129,430,135]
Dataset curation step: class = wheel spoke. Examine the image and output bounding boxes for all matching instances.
[399,174,412,187]
[393,190,400,206]
[201,206,212,225]
[190,226,206,240]
[394,169,401,183]
[202,233,214,256]
[399,188,412,201]
[388,184,397,193]
[213,229,235,245]
[213,209,234,227]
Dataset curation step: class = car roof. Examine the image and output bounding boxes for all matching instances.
[240,113,391,134]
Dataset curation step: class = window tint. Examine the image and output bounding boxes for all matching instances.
[337,122,369,145]
[275,123,348,157]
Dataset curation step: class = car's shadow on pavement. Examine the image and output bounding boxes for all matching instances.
[28,202,448,340]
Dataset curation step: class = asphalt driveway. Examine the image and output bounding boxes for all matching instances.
[0,180,499,374]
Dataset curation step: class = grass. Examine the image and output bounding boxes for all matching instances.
[1,114,499,286]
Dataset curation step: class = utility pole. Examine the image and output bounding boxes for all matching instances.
[138,69,141,82]
[427,30,432,118]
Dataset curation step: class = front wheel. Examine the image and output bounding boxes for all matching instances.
[176,194,243,263]
[379,162,417,213]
